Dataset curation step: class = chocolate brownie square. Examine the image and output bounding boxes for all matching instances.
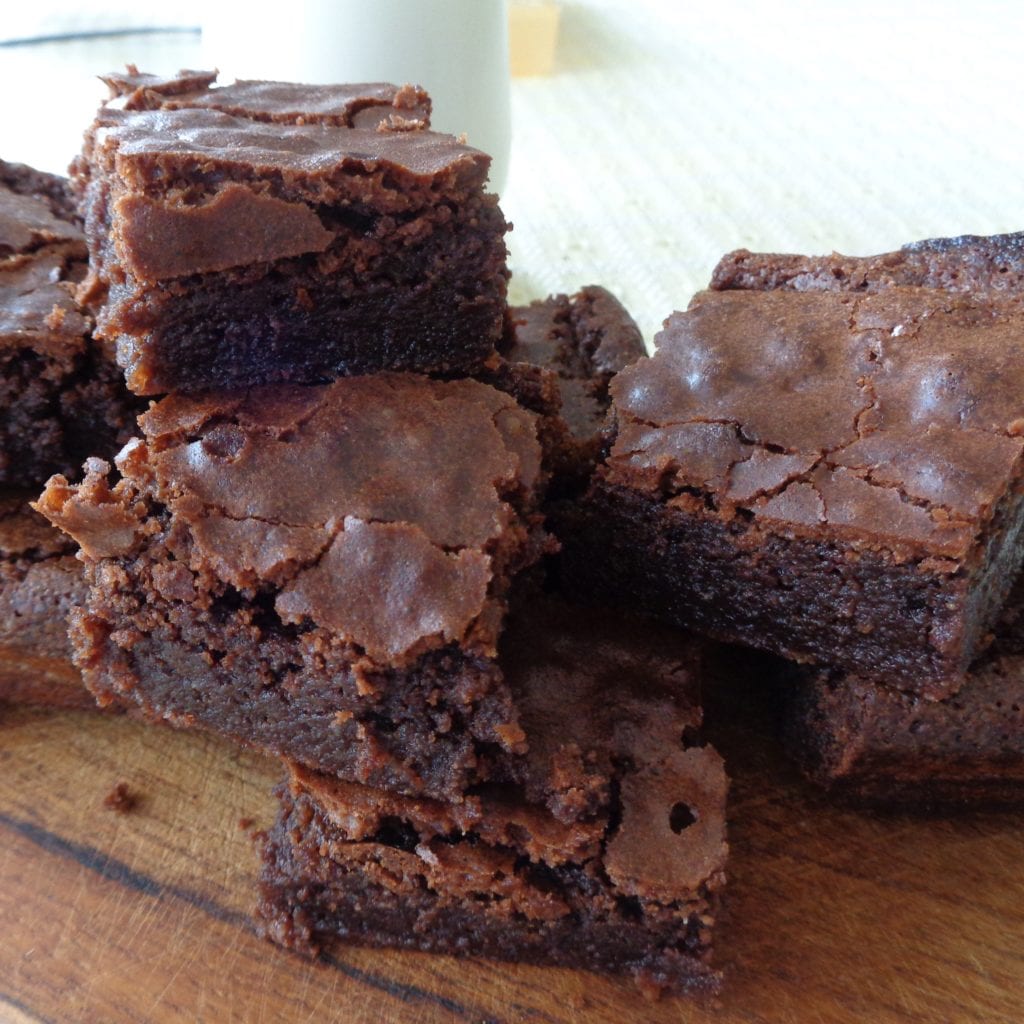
[76,69,508,394]
[783,573,1024,805]
[34,374,551,803]
[91,67,430,128]
[0,491,91,709]
[257,597,727,996]
[0,159,138,485]
[558,234,1024,697]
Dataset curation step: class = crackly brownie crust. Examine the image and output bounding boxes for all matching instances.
[711,231,1024,296]
[498,285,645,492]
[1,158,81,231]
[35,374,550,802]
[86,69,429,167]
[0,159,140,486]
[76,70,508,395]
[558,246,1024,697]
[258,597,727,996]
[783,573,1024,805]
[0,492,92,709]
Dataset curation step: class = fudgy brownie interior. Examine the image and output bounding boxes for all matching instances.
[500,285,645,491]
[784,573,1024,804]
[0,491,91,708]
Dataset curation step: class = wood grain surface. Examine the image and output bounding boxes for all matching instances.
[1,700,1022,1024]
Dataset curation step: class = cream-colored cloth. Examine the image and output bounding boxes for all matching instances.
[503,0,1024,346]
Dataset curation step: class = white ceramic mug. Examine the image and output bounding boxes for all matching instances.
[202,0,511,192]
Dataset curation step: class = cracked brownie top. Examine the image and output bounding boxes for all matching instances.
[712,231,1024,296]
[0,165,82,256]
[96,67,430,129]
[0,161,83,257]
[607,286,1024,561]
[85,107,491,287]
[0,159,89,353]
[35,374,546,667]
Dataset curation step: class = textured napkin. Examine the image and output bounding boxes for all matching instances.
[503,0,1024,346]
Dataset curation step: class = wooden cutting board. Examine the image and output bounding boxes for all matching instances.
[1,700,1022,1024]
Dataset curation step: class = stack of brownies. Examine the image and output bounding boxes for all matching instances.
[8,62,1024,1000]
[555,231,1024,805]
[14,69,728,995]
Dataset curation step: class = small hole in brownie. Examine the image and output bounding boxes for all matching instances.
[366,712,397,736]
[669,803,698,833]
[680,725,706,750]
[374,816,420,852]
[616,895,643,922]
[523,861,563,893]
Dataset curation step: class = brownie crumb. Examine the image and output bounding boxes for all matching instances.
[238,817,255,830]
[103,781,138,814]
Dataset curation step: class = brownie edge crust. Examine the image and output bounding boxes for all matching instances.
[258,762,725,998]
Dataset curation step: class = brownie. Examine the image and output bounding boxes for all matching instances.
[75,69,508,394]
[70,68,431,202]
[0,491,92,709]
[257,597,727,996]
[0,159,139,485]
[783,573,1024,805]
[498,285,645,492]
[711,231,1024,296]
[557,237,1024,698]
[1,158,80,225]
[34,374,552,803]
[92,67,430,127]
